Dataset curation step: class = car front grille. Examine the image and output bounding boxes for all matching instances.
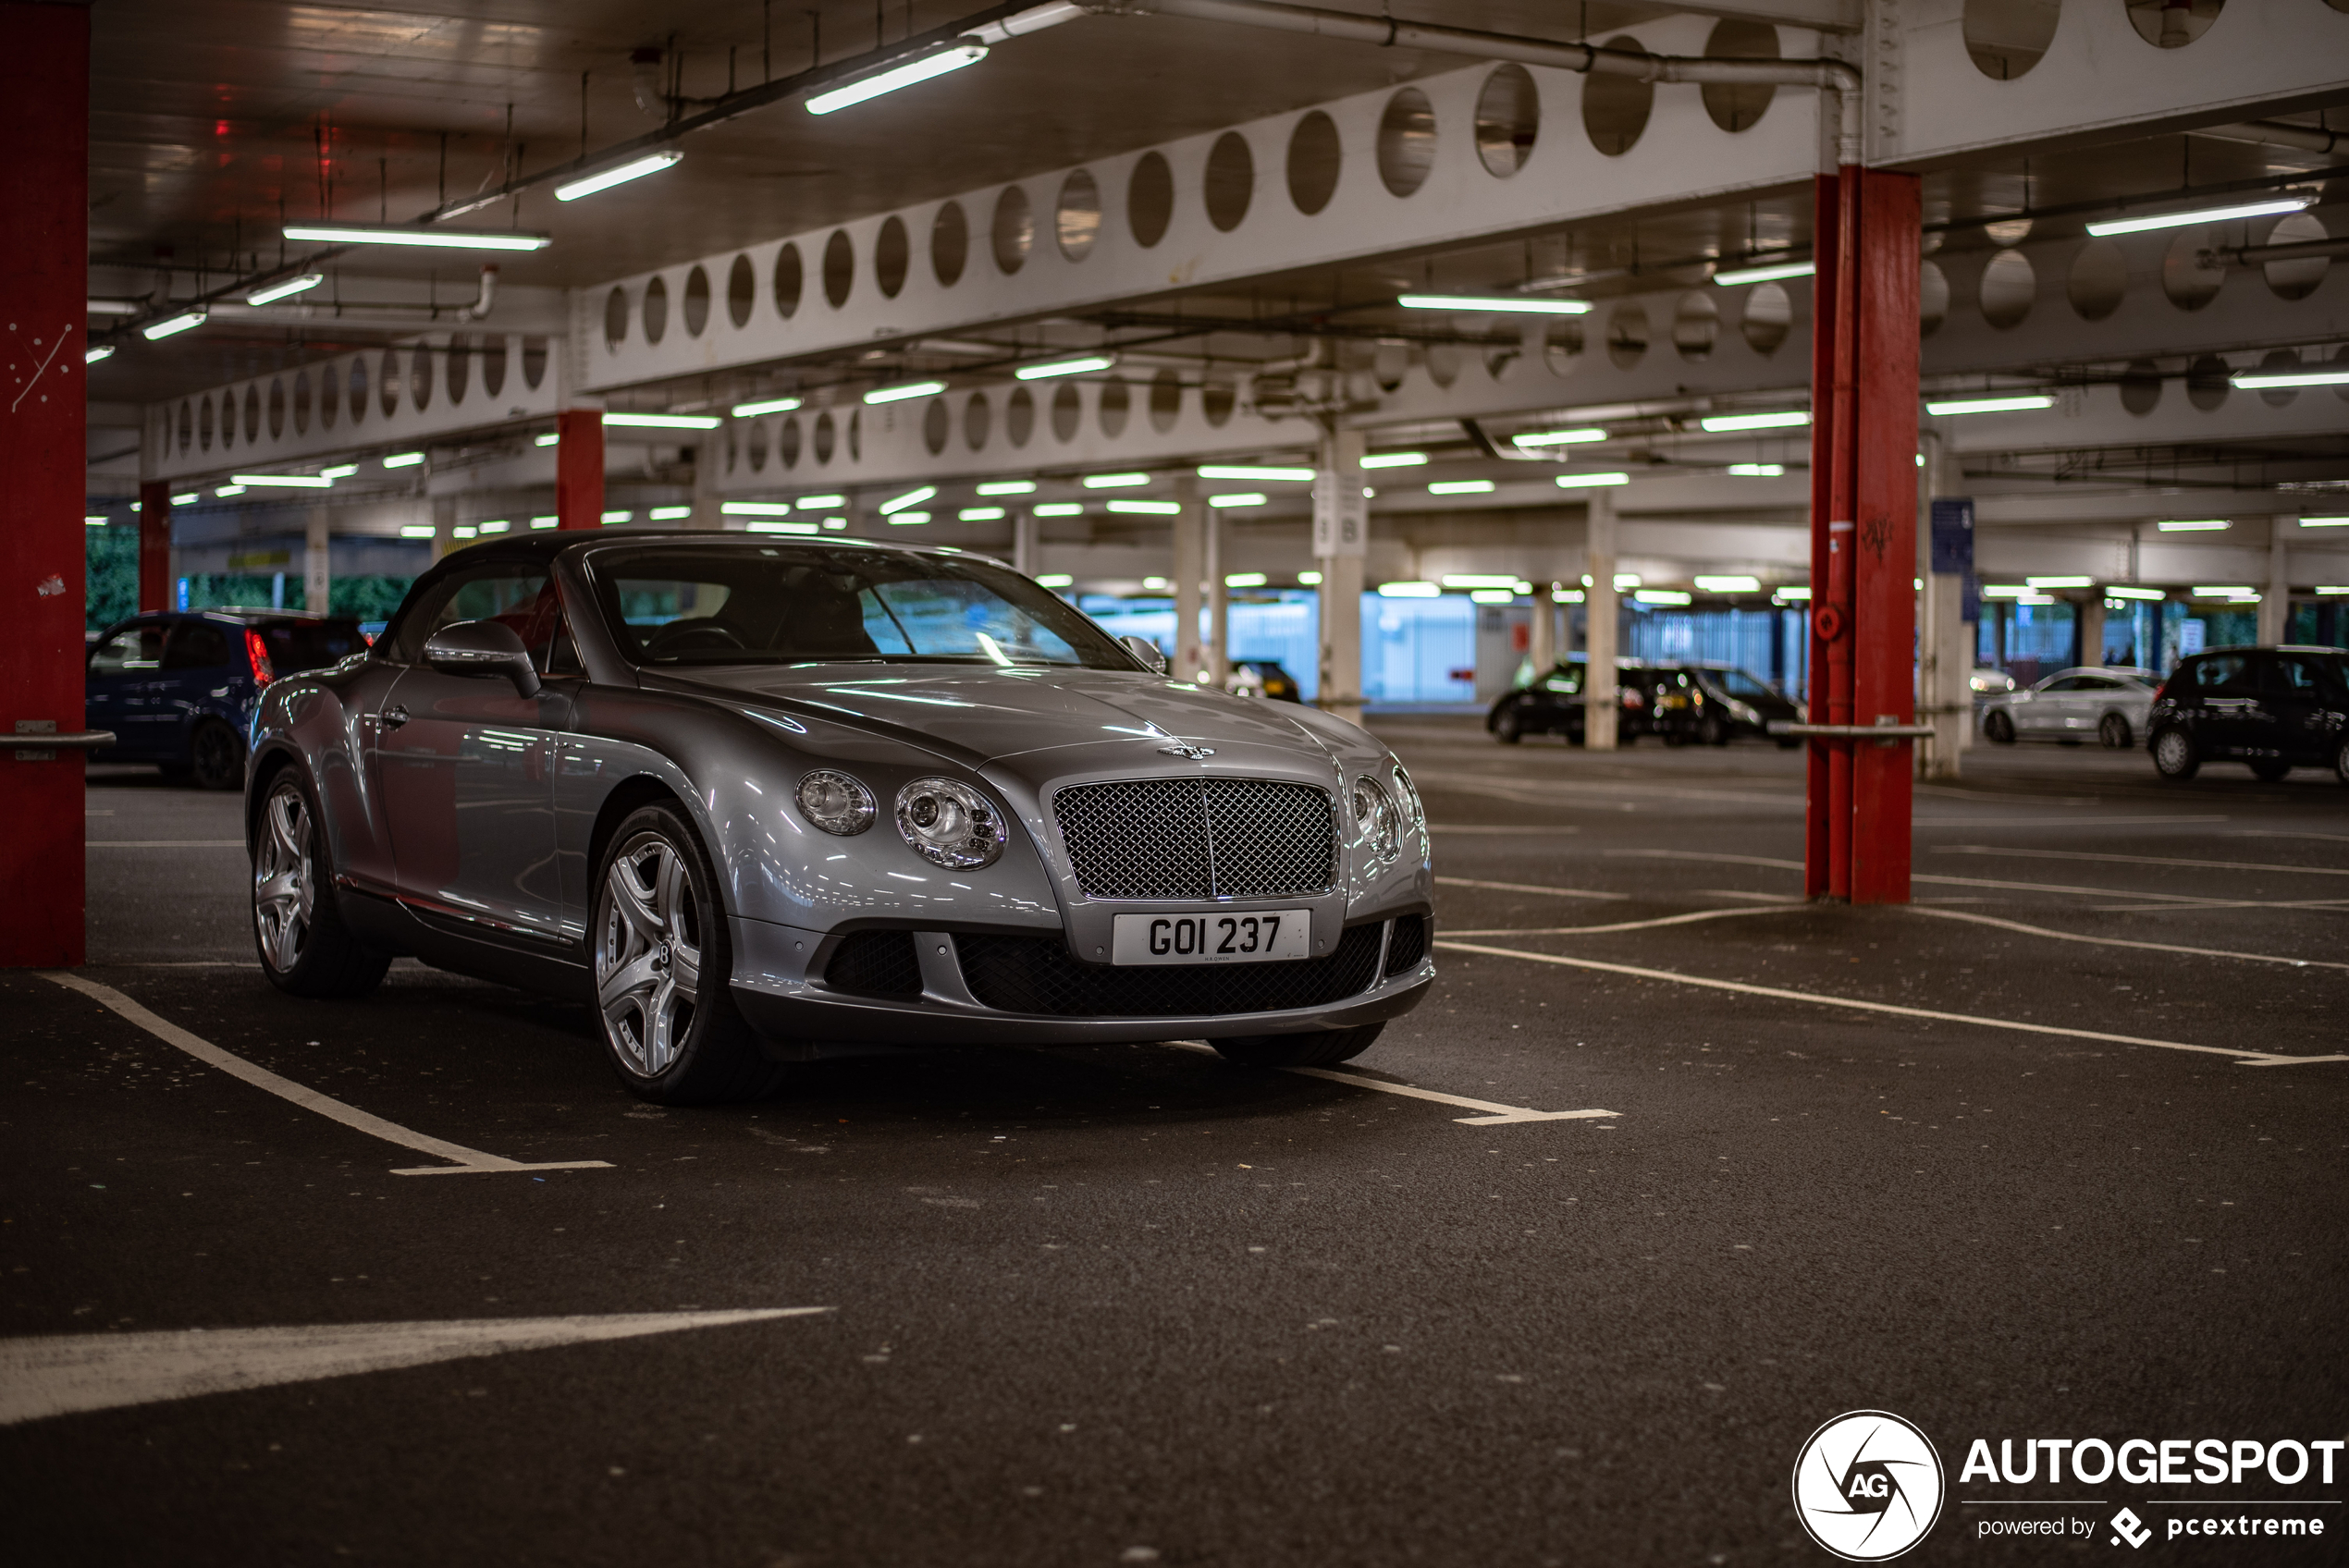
[1052,778,1336,900]
[955,923,1383,1018]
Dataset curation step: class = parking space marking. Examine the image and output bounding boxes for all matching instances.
[86,839,245,848]
[1432,940,2349,1068]
[1939,845,2349,877]
[1445,907,1797,937]
[1607,849,2257,907]
[1436,875,1628,900]
[1912,815,2230,828]
[1907,906,2349,971]
[0,1309,830,1427]
[41,973,616,1175]
[1168,1043,1619,1125]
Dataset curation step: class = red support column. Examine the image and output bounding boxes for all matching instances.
[1804,165,1923,906]
[139,480,172,612]
[0,1,92,966]
[556,408,605,530]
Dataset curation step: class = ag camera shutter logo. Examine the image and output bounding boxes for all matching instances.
[1792,1410,1946,1561]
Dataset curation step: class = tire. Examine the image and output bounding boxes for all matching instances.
[189,719,245,790]
[1984,710,2016,745]
[1698,716,1728,747]
[252,768,391,998]
[592,803,786,1105]
[2249,757,2291,782]
[1211,1022,1384,1070]
[2336,740,2349,787]
[2098,713,2133,750]
[2150,728,2199,781]
[1493,705,1523,744]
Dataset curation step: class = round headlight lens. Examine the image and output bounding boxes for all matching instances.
[1389,762,1423,829]
[795,769,876,836]
[895,777,1006,869]
[1351,776,1399,861]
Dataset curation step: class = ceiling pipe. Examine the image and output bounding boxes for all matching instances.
[2194,119,2344,156]
[2200,234,2349,268]
[1088,0,1863,165]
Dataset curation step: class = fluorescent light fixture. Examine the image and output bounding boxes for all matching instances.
[1511,427,1607,447]
[879,485,936,515]
[1015,353,1116,381]
[1034,502,1084,517]
[1377,581,1441,597]
[1555,472,1631,489]
[1141,577,1169,591]
[1107,499,1181,515]
[599,511,632,524]
[745,520,820,534]
[170,492,199,506]
[1776,585,1813,601]
[1926,394,2056,416]
[1980,584,2029,598]
[376,452,424,472]
[1700,410,1809,432]
[1712,258,1814,287]
[1036,573,1075,588]
[2318,586,2349,596]
[721,501,795,516]
[399,523,436,538]
[976,479,1036,496]
[639,506,688,521]
[604,410,722,430]
[84,344,116,365]
[535,432,560,447]
[1360,451,1427,470]
[796,494,846,509]
[1298,570,1322,586]
[524,515,555,528]
[2157,519,2230,532]
[1694,575,1762,594]
[2107,585,2165,600]
[1613,574,1642,591]
[319,463,359,480]
[1553,588,1584,603]
[888,511,932,526]
[281,222,550,251]
[1198,464,1314,482]
[1442,575,1519,589]
[2085,191,2316,238]
[1635,589,1693,606]
[959,506,1006,521]
[477,521,510,534]
[805,41,988,116]
[2231,367,2349,390]
[821,517,847,530]
[1470,589,1516,604]
[1209,493,1267,508]
[555,150,683,202]
[246,272,325,306]
[1728,462,1785,477]
[864,379,946,405]
[1429,480,1494,495]
[232,473,333,488]
[1224,572,1267,588]
[141,310,206,340]
[731,395,804,418]
[452,526,478,539]
[2192,585,2254,597]
[2299,516,2349,528]
[1083,472,1151,489]
[1397,293,1591,315]
[84,514,108,526]
[2027,575,2093,589]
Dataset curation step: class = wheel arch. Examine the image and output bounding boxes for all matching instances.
[586,775,711,912]
[243,741,307,853]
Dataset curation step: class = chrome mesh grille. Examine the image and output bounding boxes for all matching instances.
[1053,778,1335,900]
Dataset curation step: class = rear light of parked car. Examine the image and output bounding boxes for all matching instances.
[245,628,276,688]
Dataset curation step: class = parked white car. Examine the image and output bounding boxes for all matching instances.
[1980,667,2159,748]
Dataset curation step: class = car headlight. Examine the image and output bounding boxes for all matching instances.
[1728,700,1759,724]
[895,777,1005,869]
[1389,762,1424,830]
[1351,775,1400,862]
[795,769,876,836]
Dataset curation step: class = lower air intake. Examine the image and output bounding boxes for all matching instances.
[956,924,1383,1018]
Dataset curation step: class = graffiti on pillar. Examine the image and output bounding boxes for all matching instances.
[1860,513,1893,563]
[7,320,76,415]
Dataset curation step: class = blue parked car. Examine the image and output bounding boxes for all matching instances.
[85,610,370,789]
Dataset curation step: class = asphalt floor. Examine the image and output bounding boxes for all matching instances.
[6,720,2344,1566]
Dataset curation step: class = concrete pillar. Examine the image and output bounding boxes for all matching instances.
[1584,492,1619,751]
[139,481,173,613]
[1173,476,1206,684]
[1312,425,1367,726]
[433,496,459,559]
[690,436,724,531]
[305,512,332,615]
[556,408,605,530]
[2078,595,2105,669]
[1917,436,1969,781]
[0,0,91,967]
[2259,521,2291,645]
[1013,509,1039,577]
[1206,504,1229,689]
[1528,579,1556,677]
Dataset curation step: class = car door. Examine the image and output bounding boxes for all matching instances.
[2186,653,2259,756]
[84,622,166,757]
[375,561,574,940]
[2265,655,2337,763]
[157,619,238,753]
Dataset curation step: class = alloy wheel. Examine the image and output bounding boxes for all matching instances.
[252,783,314,973]
[596,832,703,1077]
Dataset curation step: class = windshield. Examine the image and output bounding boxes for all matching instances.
[591,545,1138,669]
[1705,668,1776,699]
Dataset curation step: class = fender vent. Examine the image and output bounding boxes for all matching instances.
[824,930,923,997]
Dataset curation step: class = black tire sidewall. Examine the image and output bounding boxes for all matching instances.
[591,803,760,1100]
[192,720,244,790]
[1986,712,2014,744]
[2100,715,2130,749]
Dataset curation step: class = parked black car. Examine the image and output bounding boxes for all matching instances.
[1643,663,1804,747]
[1487,656,1651,744]
[2147,645,2349,783]
[87,610,371,789]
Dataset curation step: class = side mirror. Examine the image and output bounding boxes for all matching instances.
[424,619,541,697]
[1120,634,1168,675]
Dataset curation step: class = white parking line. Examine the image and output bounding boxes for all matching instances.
[1907,906,2349,970]
[1445,907,1795,937]
[1939,845,2349,877]
[1169,1042,1619,1126]
[1431,940,2349,1069]
[1606,848,2259,907]
[1436,875,1629,900]
[42,973,615,1175]
[86,839,245,848]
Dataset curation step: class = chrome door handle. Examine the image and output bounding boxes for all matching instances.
[382,704,411,729]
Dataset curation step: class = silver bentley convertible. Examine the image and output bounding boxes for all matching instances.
[245,532,1434,1103]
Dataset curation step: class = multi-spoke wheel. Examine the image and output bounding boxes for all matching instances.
[1984,710,2016,744]
[2149,727,2199,782]
[2098,712,2133,749]
[591,804,785,1104]
[252,768,389,998]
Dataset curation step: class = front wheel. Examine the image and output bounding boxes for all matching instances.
[252,769,390,998]
[1984,710,2016,745]
[1211,1023,1384,1070]
[2098,713,2133,750]
[1492,705,1523,744]
[2336,739,2349,787]
[593,804,786,1105]
[2150,728,2199,781]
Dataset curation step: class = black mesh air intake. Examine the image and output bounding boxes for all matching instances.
[823,930,923,997]
[956,923,1383,1018]
[1384,913,1428,975]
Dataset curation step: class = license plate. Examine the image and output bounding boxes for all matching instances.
[1110,910,1311,965]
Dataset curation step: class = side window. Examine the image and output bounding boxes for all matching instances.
[2271,658,2322,695]
[543,609,584,679]
[90,626,165,675]
[162,620,234,669]
[387,565,554,665]
[2191,655,2248,692]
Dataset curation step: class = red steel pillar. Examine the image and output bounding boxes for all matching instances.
[556,408,605,530]
[139,480,172,611]
[1805,165,1922,905]
[0,1,92,965]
